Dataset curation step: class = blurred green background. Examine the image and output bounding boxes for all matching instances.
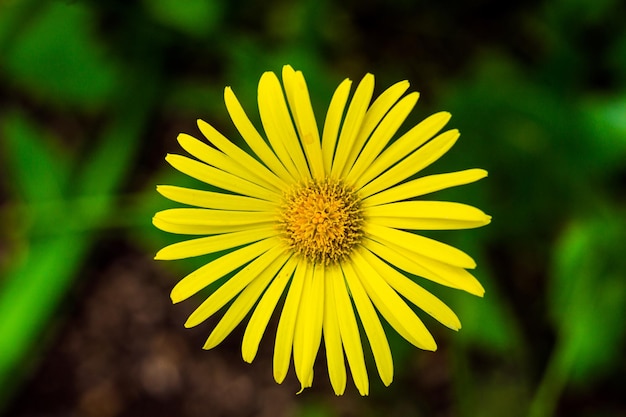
[1,0,625,416]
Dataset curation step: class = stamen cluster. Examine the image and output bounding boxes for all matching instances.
[279,179,363,265]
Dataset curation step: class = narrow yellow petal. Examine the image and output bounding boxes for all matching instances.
[363,238,485,296]
[258,71,309,180]
[185,246,288,328]
[273,260,306,384]
[152,216,263,235]
[224,86,296,182]
[321,79,352,173]
[365,223,476,269]
[177,133,280,193]
[391,245,485,296]
[153,208,276,227]
[360,247,462,330]
[345,91,418,183]
[355,112,451,190]
[363,237,436,281]
[365,201,492,230]
[280,65,298,115]
[170,238,276,303]
[196,119,288,189]
[330,73,375,178]
[156,185,277,211]
[342,261,393,386]
[203,275,272,350]
[323,266,347,396]
[341,80,411,179]
[293,262,324,390]
[155,227,277,260]
[359,129,460,198]
[290,70,325,180]
[351,249,437,351]
[203,252,291,349]
[299,369,314,393]
[291,262,310,386]
[333,266,368,396]
[166,154,278,201]
[362,169,488,207]
[242,256,297,363]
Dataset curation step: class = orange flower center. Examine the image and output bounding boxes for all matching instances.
[279,180,363,265]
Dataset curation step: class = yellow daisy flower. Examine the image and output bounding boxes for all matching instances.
[153,65,490,395]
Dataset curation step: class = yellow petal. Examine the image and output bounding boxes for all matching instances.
[293,262,324,390]
[185,245,288,328]
[363,238,485,296]
[354,111,451,190]
[258,71,309,180]
[364,223,476,269]
[330,73,375,178]
[170,238,276,303]
[362,169,488,207]
[224,86,295,182]
[333,265,369,396]
[152,216,264,235]
[346,91,419,183]
[155,227,277,260]
[153,208,275,227]
[321,79,352,173]
[351,249,437,351]
[166,154,278,201]
[157,185,277,211]
[323,266,347,396]
[341,80,411,179]
[273,259,306,383]
[177,133,280,193]
[242,256,297,363]
[288,69,325,180]
[196,119,288,189]
[362,80,410,131]
[203,251,291,349]
[359,129,459,198]
[365,201,492,230]
[360,247,462,330]
[342,261,393,386]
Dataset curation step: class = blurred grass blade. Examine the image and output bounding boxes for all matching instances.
[548,214,626,383]
[0,236,87,405]
[530,213,626,417]
[1,113,68,203]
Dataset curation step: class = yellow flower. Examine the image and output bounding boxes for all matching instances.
[153,65,490,395]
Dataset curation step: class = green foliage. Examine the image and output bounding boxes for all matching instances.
[2,112,67,203]
[142,0,223,38]
[2,2,119,108]
[549,214,626,383]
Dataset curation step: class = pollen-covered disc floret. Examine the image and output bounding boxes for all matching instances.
[279,179,363,265]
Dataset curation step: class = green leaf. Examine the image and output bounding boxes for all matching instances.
[0,112,72,239]
[0,0,43,54]
[580,96,626,171]
[142,0,223,37]
[0,233,89,406]
[3,1,118,108]
[549,213,626,383]
[0,112,68,203]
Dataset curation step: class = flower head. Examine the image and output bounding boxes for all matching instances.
[153,65,490,395]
